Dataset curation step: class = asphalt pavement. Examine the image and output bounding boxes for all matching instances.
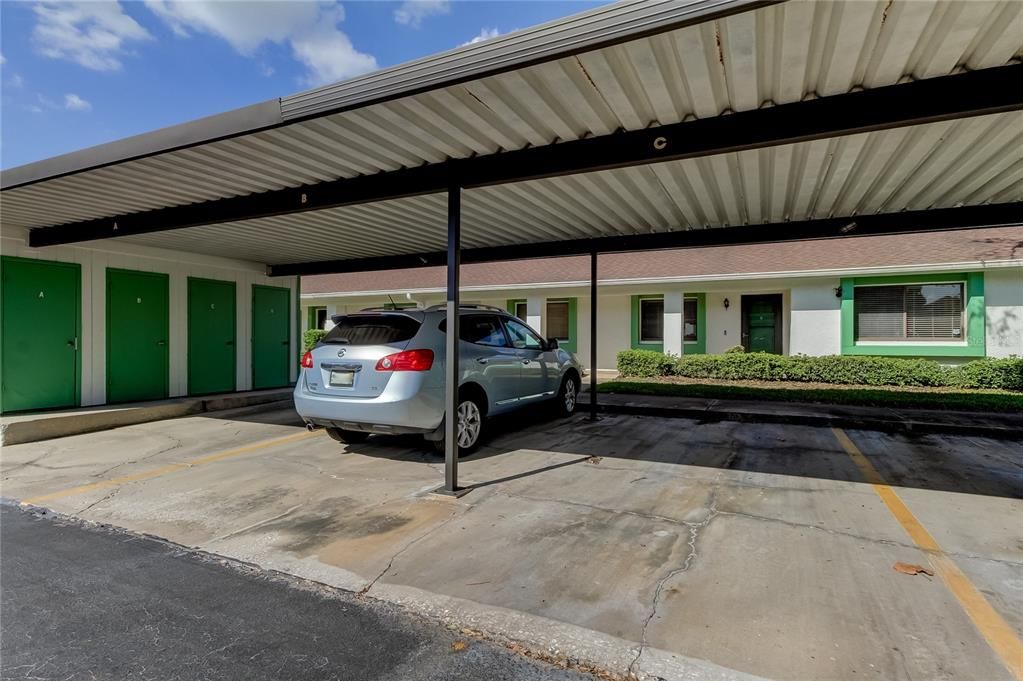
[0,503,594,681]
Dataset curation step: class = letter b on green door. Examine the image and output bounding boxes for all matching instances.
[252,285,291,389]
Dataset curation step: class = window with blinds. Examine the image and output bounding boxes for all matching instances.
[854,283,964,341]
[640,298,664,342]
[546,300,570,341]
[683,299,698,341]
[514,302,527,321]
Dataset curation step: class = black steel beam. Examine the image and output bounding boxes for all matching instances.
[29,64,1023,248]
[589,251,598,421]
[268,202,1023,277]
[443,183,461,494]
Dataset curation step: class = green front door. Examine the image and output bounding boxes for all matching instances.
[743,294,782,354]
[107,269,169,403]
[1,257,80,413]
[188,278,236,396]
[252,285,291,389]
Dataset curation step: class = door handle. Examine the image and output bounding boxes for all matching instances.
[157,340,167,346]
[226,341,234,345]
[521,358,531,365]
[67,337,78,350]
[281,340,289,345]
[476,357,489,364]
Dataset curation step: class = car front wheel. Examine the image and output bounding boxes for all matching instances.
[556,374,578,416]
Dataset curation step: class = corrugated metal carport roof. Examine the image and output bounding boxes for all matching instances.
[1,0,1021,270]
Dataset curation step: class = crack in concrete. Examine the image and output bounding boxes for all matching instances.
[88,435,184,480]
[75,488,120,516]
[630,494,719,679]
[210,504,305,543]
[358,507,466,598]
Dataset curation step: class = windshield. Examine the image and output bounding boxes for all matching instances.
[322,315,421,346]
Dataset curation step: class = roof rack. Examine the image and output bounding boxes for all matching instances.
[423,304,506,313]
[357,306,421,312]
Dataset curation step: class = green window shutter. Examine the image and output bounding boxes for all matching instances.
[687,293,707,354]
[631,295,664,353]
[840,273,985,357]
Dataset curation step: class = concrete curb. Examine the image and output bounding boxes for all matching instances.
[1,391,293,446]
[596,401,1022,441]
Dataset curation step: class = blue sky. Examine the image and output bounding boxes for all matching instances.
[1,0,604,169]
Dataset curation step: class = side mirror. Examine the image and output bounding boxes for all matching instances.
[546,338,560,350]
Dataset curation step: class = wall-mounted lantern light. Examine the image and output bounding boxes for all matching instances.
[834,287,842,298]
[723,297,730,310]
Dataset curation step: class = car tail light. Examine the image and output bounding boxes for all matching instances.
[376,349,434,371]
[300,351,314,369]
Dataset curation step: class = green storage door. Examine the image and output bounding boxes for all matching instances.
[252,285,291,389]
[188,278,236,396]
[107,269,169,403]
[1,257,81,413]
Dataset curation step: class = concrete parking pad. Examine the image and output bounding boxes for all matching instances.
[3,405,1021,681]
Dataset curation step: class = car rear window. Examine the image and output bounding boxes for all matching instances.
[322,315,421,346]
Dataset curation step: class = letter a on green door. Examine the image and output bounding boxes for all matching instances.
[252,285,291,389]
[1,257,81,413]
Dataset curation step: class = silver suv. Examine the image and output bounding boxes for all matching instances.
[295,305,583,454]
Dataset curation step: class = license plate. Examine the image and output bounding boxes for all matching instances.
[329,370,355,387]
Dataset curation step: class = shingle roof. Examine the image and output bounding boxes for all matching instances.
[302,226,1023,295]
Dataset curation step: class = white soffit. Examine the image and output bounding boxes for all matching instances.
[118,112,1023,265]
[2,0,1021,234]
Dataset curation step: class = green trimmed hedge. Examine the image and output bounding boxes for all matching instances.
[303,328,327,353]
[616,350,1023,391]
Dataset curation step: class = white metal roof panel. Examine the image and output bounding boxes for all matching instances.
[117,113,1023,265]
[2,0,1020,243]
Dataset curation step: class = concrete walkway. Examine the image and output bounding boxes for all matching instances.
[4,404,1021,681]
[594,391,1023,440]
[0,388,292,445]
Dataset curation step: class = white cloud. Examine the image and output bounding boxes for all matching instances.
[32,1,152,71]
[64,93,92,111]
[0,53,5,65]
[461,27,500,46]
[9,73,25,88]
[394,0,450,28]
[145,0,377,86]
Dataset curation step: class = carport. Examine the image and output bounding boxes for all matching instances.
[2,0,1021,494]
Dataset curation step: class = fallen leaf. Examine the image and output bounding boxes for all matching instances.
[894,562,934,576]
[587,456,603,464]
[451,640,468,652]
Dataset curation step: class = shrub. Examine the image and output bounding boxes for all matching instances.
[614,349,1023,391]
[303,328,327,353]
[950,357,1023,391]
[616,349,676,377]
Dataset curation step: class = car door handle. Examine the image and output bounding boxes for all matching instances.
[476,357,489,364]
[521,358,531,365]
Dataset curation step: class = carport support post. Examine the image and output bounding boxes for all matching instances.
[589,251,598,420]
[443,183,461,494]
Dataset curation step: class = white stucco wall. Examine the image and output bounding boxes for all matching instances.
[703,291,742,354]
[3,227,298,407]
[789,280,842,356]
[985,269,1023,358]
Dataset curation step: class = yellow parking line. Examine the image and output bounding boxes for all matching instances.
[22,429,322,506]
[833,428,1023,681]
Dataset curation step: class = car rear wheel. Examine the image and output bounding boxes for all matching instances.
[556,374,578,416]
[430,394,485,456]
[325,427,370,444]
